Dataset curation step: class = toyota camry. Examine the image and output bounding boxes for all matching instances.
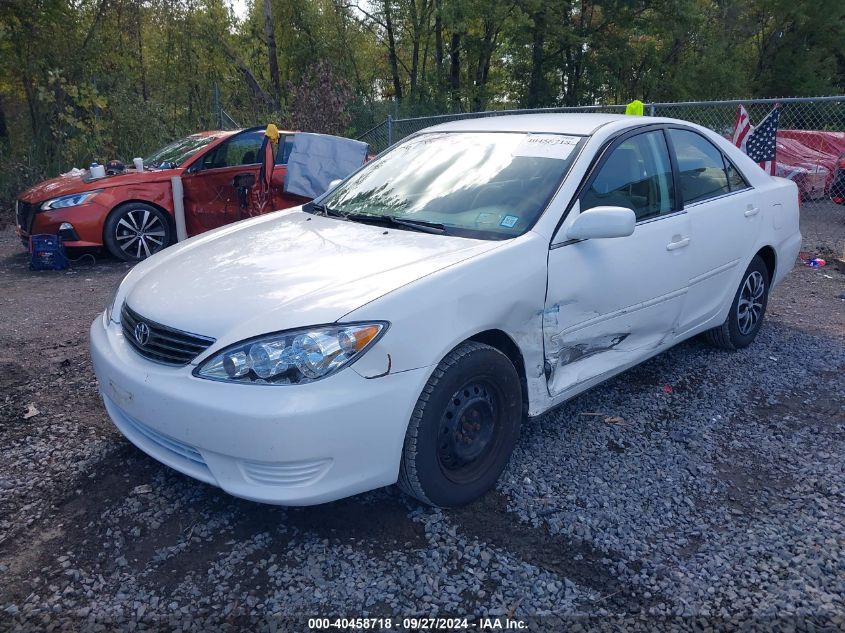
[90,114,801,507]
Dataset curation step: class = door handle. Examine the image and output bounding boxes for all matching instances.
[744,206,760,217]
[666,237,690,251]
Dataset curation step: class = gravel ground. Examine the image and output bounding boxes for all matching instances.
[0,201,843,632]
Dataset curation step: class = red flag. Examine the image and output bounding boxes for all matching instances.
[258,134,275,193]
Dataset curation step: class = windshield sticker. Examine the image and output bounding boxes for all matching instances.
[500,215,519,228]
[512,134,579,160]
[475,212,497,225]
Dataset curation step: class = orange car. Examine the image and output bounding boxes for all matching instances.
[15,128,310,261]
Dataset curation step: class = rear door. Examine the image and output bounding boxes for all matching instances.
[543,128,691,399]
[666,128,763,333]
[181,130,264,235]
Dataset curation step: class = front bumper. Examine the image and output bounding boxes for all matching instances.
[16,200,107,248]
[90,313,431,505]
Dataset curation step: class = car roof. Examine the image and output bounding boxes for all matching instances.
[190,130,238,139]
[192,127,297,139]
[240,126,297,136]
[424,113,635,136]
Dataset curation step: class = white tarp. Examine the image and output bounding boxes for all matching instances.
[284,133,368,199]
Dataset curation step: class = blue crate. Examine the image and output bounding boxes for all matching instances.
[29,234,69,271]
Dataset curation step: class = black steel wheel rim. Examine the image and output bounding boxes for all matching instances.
[115,208,166,259]
[436,379,502,484]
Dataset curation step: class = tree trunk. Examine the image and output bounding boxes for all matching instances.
[384,0,403,102]
[263,0,281,109]
[435,0,444,92]
[82,0,109,49]
[0,98,8,144]
[410,40,420,103]
[527,9,546,108]
[473,19,496,111]
[449,32,461,110]
[220,39,273,106]
[135,0,148,101]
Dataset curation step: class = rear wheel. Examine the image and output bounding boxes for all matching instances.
[398,341,522,507]
[704,255,770,350]
[104,202,172,262]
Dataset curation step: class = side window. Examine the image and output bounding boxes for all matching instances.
[668,129,730,204]
[724,156,749,191]
[275,135,294,165]
[581,130,674,221]
[202,131,263,169]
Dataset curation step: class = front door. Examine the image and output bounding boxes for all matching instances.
[181,130,264,235]
[544,129,691,399]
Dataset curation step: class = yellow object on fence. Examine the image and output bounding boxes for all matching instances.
[625,100,644,116]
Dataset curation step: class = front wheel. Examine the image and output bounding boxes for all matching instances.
[103,202,172,262]
[704,255,770,350]
[398,341,523,507]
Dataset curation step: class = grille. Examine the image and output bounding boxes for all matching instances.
[15,199,39,234]
[121,304,215,366]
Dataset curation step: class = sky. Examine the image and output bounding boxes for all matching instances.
[228,0,249,21]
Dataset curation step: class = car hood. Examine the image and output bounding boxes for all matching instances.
[19,168,177,203]
[122,210,502,346]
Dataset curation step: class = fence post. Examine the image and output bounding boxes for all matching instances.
[387,114,393,147]
[648,102,655,117]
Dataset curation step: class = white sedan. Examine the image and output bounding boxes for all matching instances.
[90,114,801,507]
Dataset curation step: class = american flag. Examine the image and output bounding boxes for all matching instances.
[731,105,780,175]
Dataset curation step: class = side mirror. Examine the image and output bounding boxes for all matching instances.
[327,178,343,193]
[566,206,636,240]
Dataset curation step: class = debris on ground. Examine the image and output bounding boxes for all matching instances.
[21,404,39,420]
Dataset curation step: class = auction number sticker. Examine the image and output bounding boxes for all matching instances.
[512,134,579,160]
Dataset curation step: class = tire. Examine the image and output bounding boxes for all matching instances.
[103,202,172,262]
[704,255,770,350]
[398,341,523,507]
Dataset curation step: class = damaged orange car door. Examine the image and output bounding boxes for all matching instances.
[181,130,305,235]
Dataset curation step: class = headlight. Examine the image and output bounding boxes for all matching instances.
[104,279,123,323]
[41,190,101,211]
[194,322,387,385]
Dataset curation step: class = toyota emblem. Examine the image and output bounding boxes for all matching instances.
[134,321,151,347]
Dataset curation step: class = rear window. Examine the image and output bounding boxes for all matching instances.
[275,135,294,165]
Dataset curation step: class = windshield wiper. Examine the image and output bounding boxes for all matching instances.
[303,202,347,219]
[345,213,446,235]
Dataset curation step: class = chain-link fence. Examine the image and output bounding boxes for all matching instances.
[358,97,845,151]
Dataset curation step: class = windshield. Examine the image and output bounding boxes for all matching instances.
[322,131,584,239]
[144,134,221,168]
